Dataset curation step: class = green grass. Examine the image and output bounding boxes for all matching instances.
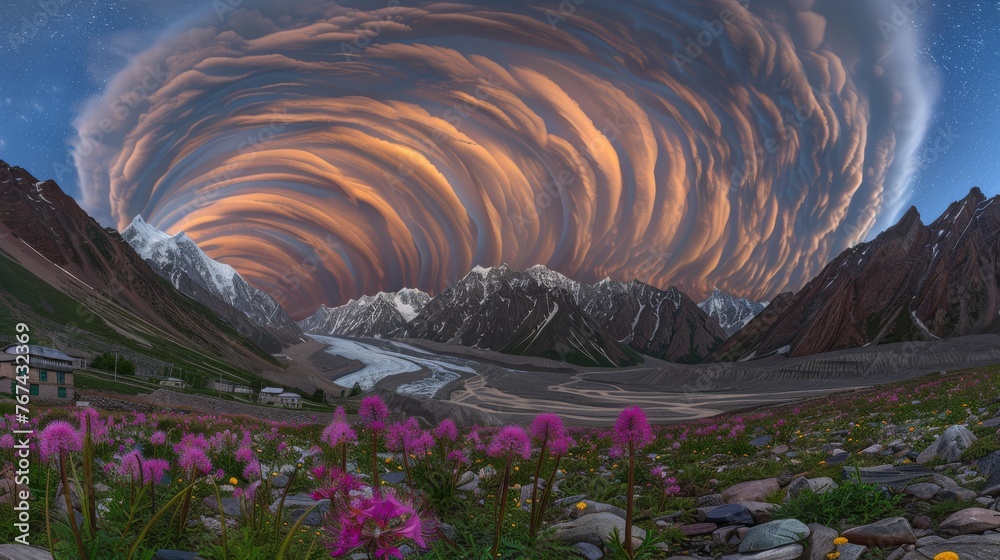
[773,483,904,528]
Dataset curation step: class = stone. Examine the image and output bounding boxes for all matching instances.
[735,501,780,524]
[771,445,790,455]
[805,523,838,560]
[936,487,978,502]
[981,417,1000,428]
[695,493,725,508]
[202,496,241,518]
[902,534,1000,559]
[575,499,627,520]
[828,451,851,464]
[840,517,916,547]
[846,464,935,490]
[806,477,838,494]
[931,473,960,488]
[976,451,1000,496]
[572,542,604,560]
[551,512,646,546]
[916,425,977,464]
[939,508,1000,535]
[722,478,780,503]
[723,544,804,559]
[679,523,718,537]
[704,504,755,526]
[750,435,773,447]
[861,444,885,454]
[456,471,475,486]
[785,477,809,500]
[836,543,868,560]
[903,483,941,500]
[738,519,810,553]
[912,514,933,530]
[382,471,406,485]
[0,545,53,560]
[914,535,946,546]
[712,526,740,545]
[271,474,289,489]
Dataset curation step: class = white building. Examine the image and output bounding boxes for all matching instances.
[277,392,302,408]
[159,377,188,389]
[258,387,284,404]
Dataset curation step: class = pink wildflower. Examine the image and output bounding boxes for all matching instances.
[487,426,530,459]
[39,421,82,462]
[359,395,390,432]
[434,419,458,442]
[612,406,653,455]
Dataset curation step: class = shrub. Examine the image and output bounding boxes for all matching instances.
[774,482,903,528]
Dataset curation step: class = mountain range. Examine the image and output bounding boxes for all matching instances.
[122,216,303,352]
[711,188,1000,360]
[0,160,285,375]
[698,289,771,336]
[300,264,730,366]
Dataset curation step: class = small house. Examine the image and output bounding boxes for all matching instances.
[277,392,302,408]
[258,386,284,405]
[159,377,188,389]
[0,344,75,400]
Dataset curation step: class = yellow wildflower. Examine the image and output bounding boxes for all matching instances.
[576,501,587,511]
[933,553,959,560]
[229,477,238,486]
[833,537,848,545]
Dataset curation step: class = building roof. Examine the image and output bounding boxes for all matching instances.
[278,392,301,398]
[2,345,74,362]
[162,377,186,383]
[260,387,284,394]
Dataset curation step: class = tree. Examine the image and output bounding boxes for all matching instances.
[90,353,135,376]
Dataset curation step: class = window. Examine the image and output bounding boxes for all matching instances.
[8,382,13,396]
[29,384,39,396]
[57,372,65,384]
[39,370,48,382]
[58,387,67,398]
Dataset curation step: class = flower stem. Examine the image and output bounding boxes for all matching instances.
[625,442,635,559]
[491,454,513,557]
[528,437,548,543]
[59,451,88,560]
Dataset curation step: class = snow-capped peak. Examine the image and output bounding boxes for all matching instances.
[698,289,769,336]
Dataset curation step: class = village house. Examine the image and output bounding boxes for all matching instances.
[0,344,75,400]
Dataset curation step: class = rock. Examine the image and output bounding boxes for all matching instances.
[439,523,457,540]
[916,425,977,464]
[841,517,916,547]
[551,512,646,546]
[382,471,406,485]
[722,478,780,503]
[572,542,604,560]
[846,464,935,490]
[784,477,809,501]
[739,519,810,553]
[271,474,289,489]
[912,514,933,530]
[704,504,755,526]
[723,544,804,559]
[976,452,1000,496]
[827,451,851,464]
[735,501,780,524]
[750,435,773,447]
[939,508,1000,535]
[903,483,942,500]
[902,534,1000,559]
[861,444,885,454]
[935,487,978,502]
[914,535,946,546]
[771,445,789,455]
[931,473,960,488]
[574,500,627,520]
[807,477,838,494]
[712,526,740,545]
[0,545,53,560]
[456,471,475,486]
[695,493,725,508]
[202,496,242,518]
[805,523,838,560]
[836,543,868,560]
[680,523,718,537]
[270,493,329,526]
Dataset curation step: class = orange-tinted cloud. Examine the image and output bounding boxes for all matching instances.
[73,0,930,318]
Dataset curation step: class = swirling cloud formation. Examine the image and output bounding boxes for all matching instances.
[74,0,930,319]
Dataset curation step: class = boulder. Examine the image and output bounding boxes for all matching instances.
[722,478,780,503]
[572,542,604,560]
[738,519,810,553]
[551,512,646,546]
[723,544,803,560]
[804,523,838,560]
[0,545,52,560]
[841,517,916,547]
[902,482,941,500]
[734,501,780,524]
[916,425,977,464]
[901,533,1000,559]
[705,504,755,526]
[938,508,1000,535]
